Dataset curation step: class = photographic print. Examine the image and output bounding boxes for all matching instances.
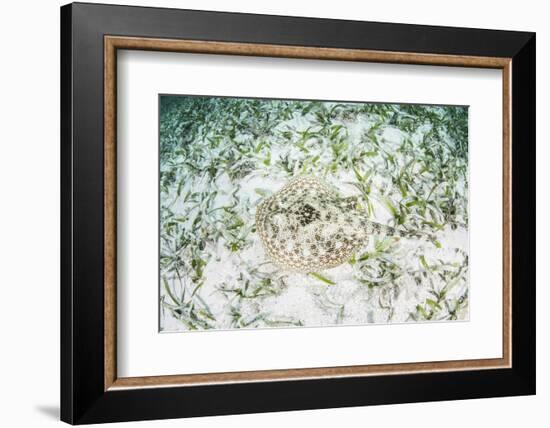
[159,95,469,332]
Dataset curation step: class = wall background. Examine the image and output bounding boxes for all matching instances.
[0,1,544,426]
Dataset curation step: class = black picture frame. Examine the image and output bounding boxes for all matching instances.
[61,2,535,424]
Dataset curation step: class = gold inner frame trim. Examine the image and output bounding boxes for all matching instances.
[104,35,512,391]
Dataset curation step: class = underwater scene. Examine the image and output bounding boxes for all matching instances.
[159,95,469,332]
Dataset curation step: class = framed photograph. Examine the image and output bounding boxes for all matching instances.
[60,2,535,424]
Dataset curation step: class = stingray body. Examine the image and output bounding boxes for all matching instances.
[256,176,425,272]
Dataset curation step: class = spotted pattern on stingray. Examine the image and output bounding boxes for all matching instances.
[255,176,423,273]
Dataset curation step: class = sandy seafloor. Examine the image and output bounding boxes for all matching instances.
[159,98,469,332]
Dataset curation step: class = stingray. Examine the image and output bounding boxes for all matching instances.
[255,176,434,272]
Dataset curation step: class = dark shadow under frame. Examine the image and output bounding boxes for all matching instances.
[61,2,535,424]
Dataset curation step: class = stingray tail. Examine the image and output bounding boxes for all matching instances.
[363,220,439,247]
